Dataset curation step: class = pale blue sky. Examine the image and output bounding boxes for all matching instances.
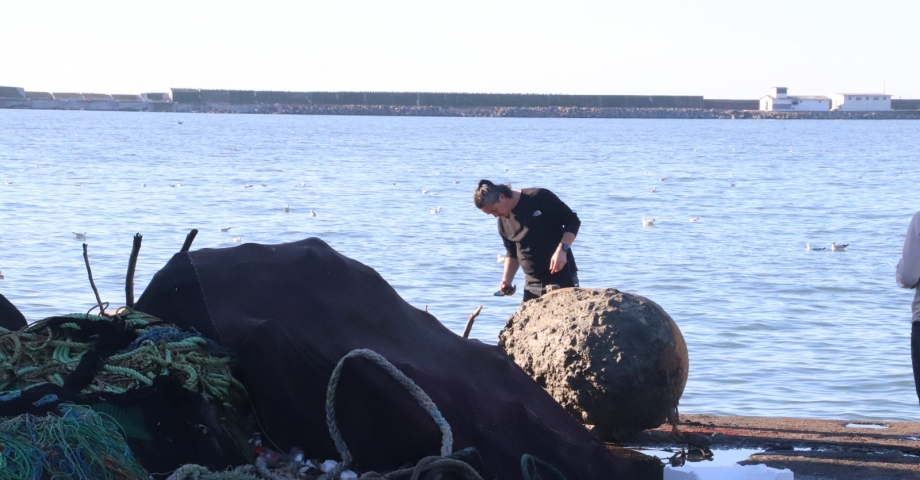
[3,0,918,98]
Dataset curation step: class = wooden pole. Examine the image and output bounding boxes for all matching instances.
[82,243,105,314]
[462,305,483,339]
[180,229,198,253]
[125,233,143,308]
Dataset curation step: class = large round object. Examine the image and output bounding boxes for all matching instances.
[498,288,688,440]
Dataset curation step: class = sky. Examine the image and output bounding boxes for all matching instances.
[2,0,919,99]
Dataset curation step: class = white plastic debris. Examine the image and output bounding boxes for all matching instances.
[665,463,794,480]
[320,459,338,473]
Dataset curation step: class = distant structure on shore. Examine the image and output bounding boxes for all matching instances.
[760,87,831,111]
[829,93,892,111]
[0,85,918,118]
[760,86,892,112]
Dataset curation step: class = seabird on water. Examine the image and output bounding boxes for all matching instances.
[642,216,655,227]
[284,204,290,213]
[831,242,849,251]
[429,207,441,214]
[219,227,233,232]
[73,232,87,240]
[310,209,317,217]
[806,243,826,251]
[232,236,242,243]
[690,217,699,222]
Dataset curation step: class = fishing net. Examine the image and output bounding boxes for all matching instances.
[0,403,148,480]
[0,310,254,476]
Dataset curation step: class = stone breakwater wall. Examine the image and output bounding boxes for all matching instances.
[176,103,920,119]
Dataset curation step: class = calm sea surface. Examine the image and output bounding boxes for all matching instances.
[1,110,918,421]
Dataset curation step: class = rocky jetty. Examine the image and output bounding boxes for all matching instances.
[170,102,920,119]
[499,288,689,441]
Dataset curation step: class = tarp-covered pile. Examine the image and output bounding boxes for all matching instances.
[135,238,661,479]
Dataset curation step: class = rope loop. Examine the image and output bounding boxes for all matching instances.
[323,349,453,480]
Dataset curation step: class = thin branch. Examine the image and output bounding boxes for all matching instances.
[180,229,198,253]
[125,233,143,308]
[82,243,105,314]
[462,305,483,339]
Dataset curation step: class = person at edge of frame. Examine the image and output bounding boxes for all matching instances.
[474,179,581,303]
[897,210,920,405]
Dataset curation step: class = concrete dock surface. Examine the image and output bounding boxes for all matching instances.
[627,414,920,479]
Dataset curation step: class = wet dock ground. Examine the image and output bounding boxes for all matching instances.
[625,414,920,479]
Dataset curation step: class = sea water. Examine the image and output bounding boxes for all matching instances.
[1,110,918,421]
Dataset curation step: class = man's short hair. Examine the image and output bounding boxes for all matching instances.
[474,179,513,208]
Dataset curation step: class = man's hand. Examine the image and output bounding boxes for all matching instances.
[499,280,514,295]
[549,248,568,274]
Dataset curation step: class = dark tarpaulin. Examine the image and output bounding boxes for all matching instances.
[135,238,659,480]
[0,292,27,331]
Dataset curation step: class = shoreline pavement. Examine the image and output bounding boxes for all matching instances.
[627,414,920,479]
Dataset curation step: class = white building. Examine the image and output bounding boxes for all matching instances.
[830,93,891,111]
[760,87,830,111]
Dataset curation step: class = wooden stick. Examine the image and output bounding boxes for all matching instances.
[125,233,143,308]
[180,229,198,253]
[82,243,105,314]
[462,305,483,339]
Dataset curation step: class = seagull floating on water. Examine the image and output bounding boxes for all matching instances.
[232,236,242,243]
[73,232,87,240]
[301,181,306,186]
[729,182,736,187]
[642,216,655,227]
[310,209,317,217]
[178,121,183,125]
[497,253,506,263]
[806,243,826,251]
[74,182,84,187]
[242,184,253,188]
[0,270,4,279]
[831,242,849,251]
[261,184,268,187]
[142,183,146,187]
[690,217,699,222]
[219,227,233,232]
[429,207,441,214]
[649,188,657,193]
[454,180,459,184]
[284,204,290,213]
[421,189,427,194]
[659,177,666,181]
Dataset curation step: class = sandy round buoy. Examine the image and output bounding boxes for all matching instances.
[498,288,688,440]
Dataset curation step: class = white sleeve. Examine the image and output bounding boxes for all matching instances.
[896,211,920,288]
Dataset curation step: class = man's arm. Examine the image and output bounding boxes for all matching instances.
[541,188,579,274]
[550,232,576,274]
[501,257,521,293]
[897,212,920,288]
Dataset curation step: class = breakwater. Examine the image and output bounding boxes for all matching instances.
[174,102,920,119]
[2,86,920,118]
